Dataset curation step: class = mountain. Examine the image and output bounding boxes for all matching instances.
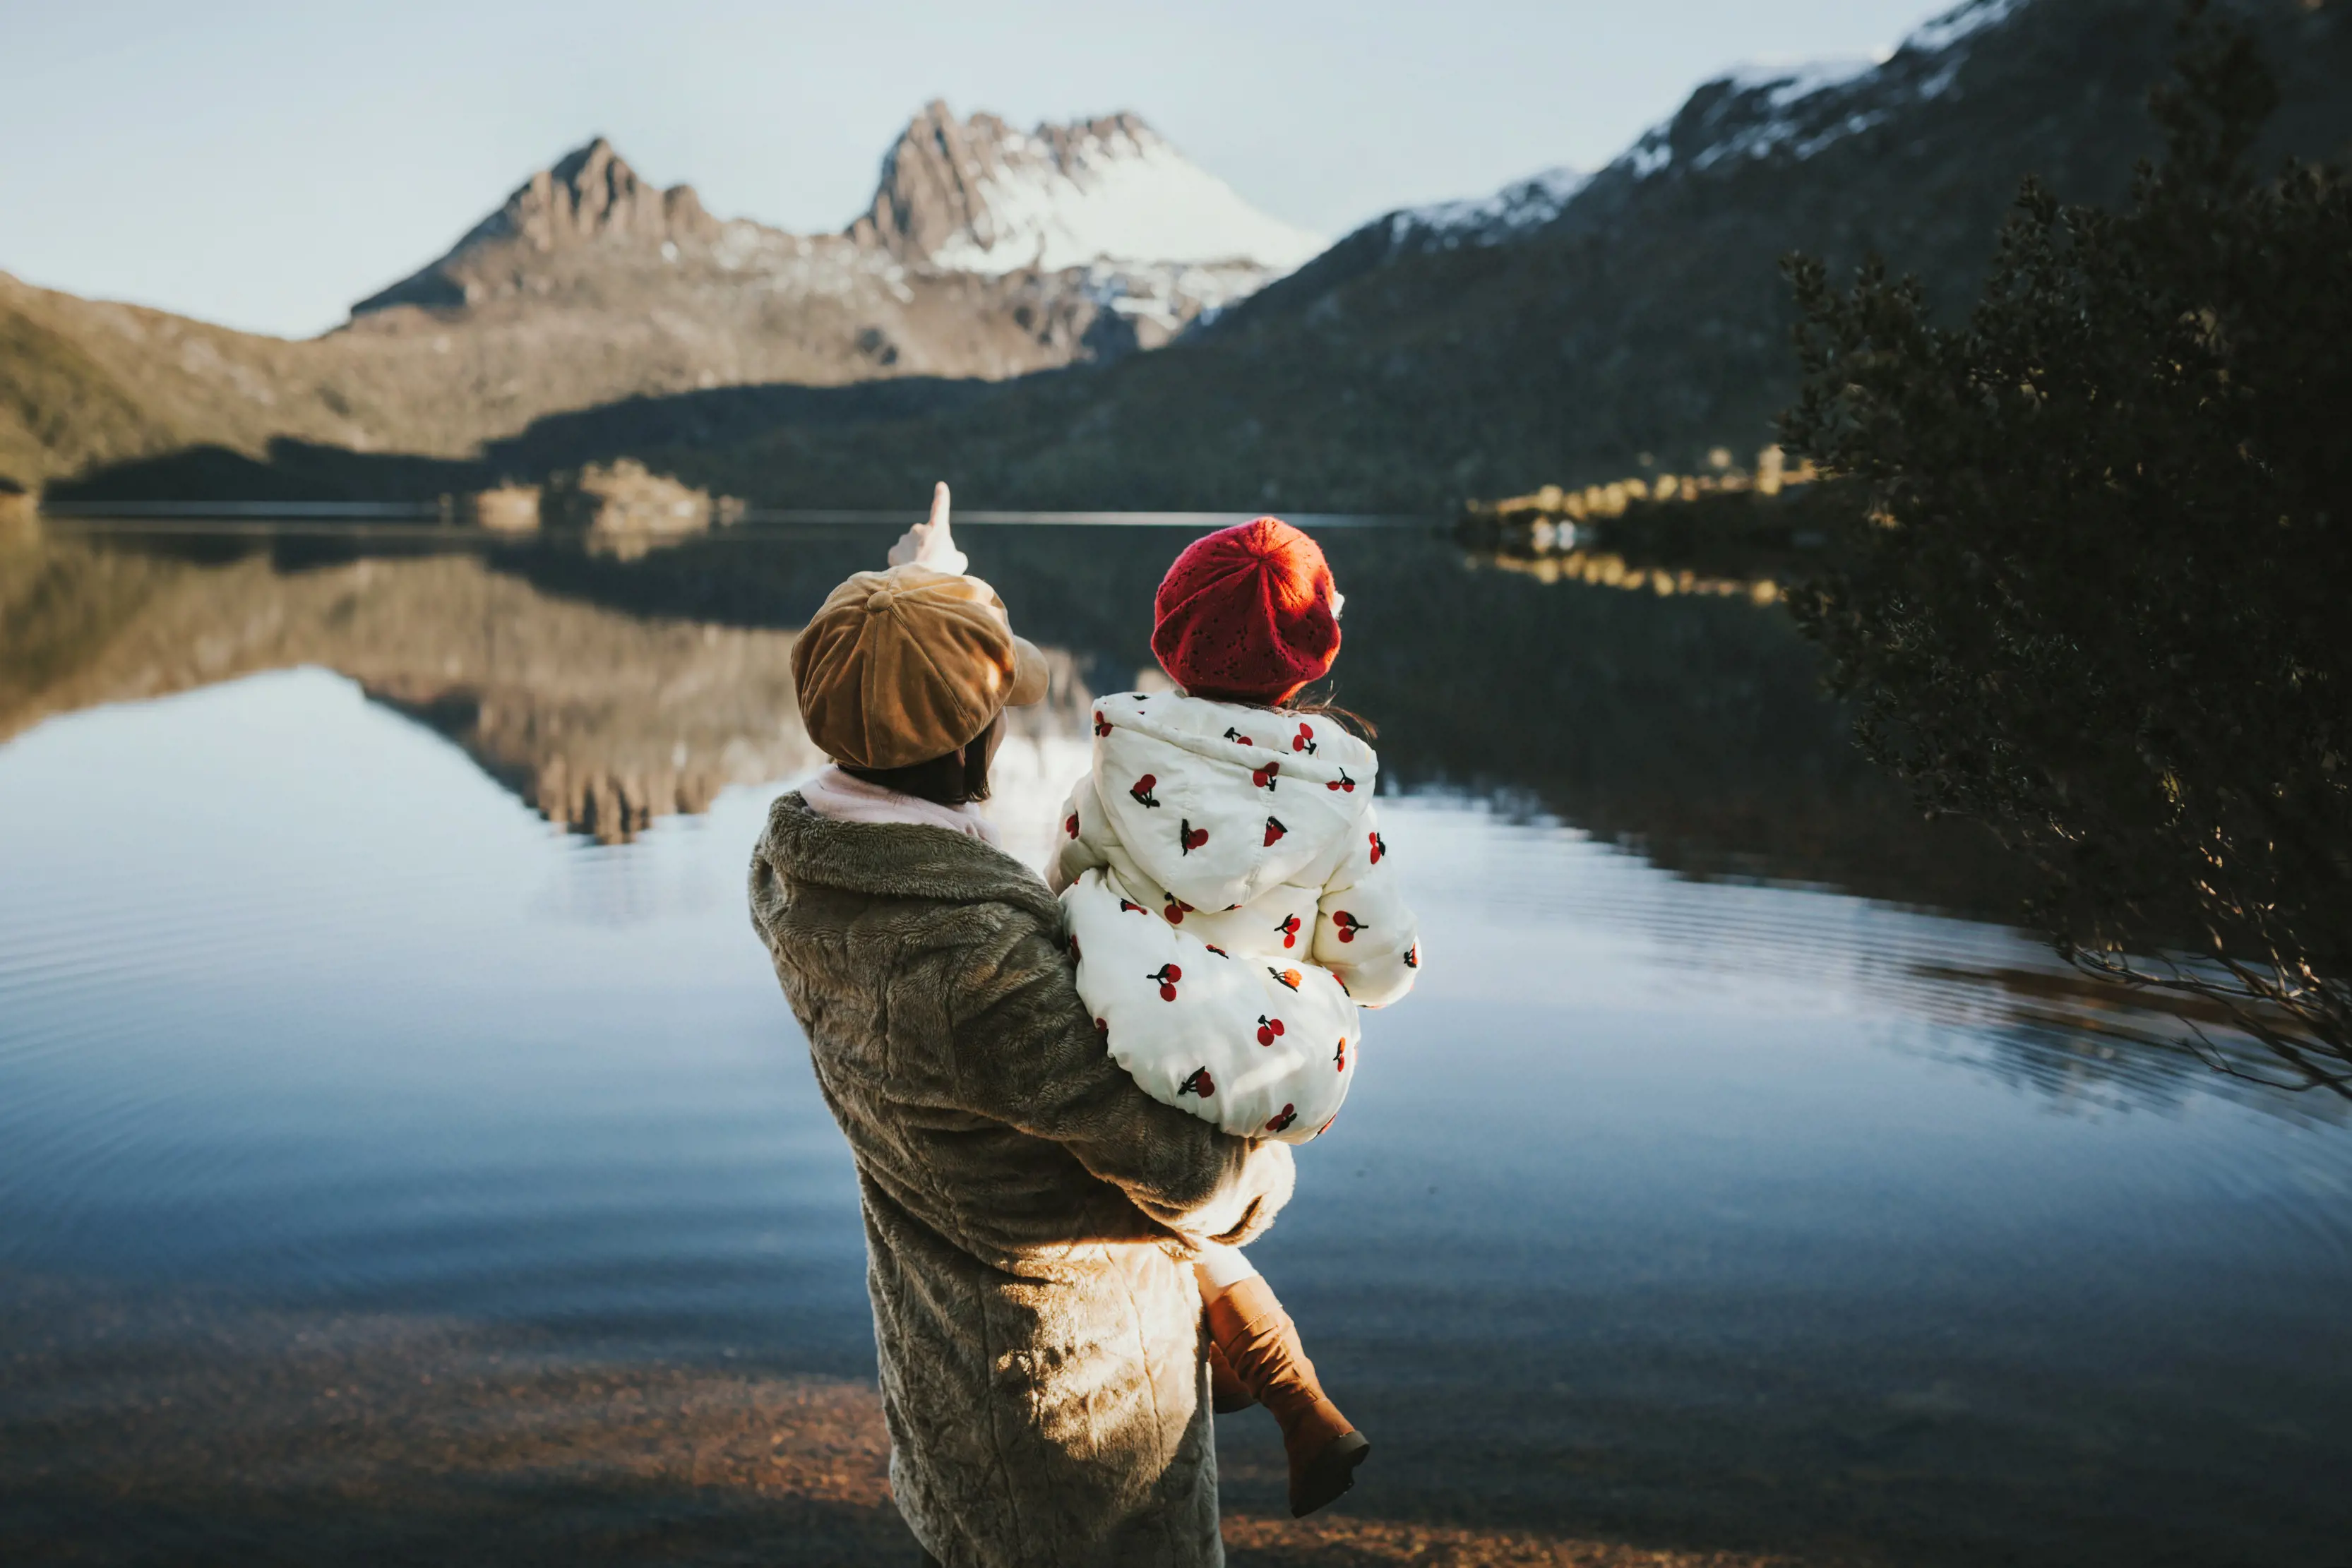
[347,109,1318,357]
[849,102,1323,333]
[1,107,1318,493]
[646,0,2352,512]
[1376,167,1594,256]
[16,0,2348,510]
[352,136,723,313]
[854,103,1324,275]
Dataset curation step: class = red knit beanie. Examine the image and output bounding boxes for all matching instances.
[1152,517,1340,705]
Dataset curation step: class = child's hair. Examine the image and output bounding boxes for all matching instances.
[1276,691,1378,741]
[842,714,997,806]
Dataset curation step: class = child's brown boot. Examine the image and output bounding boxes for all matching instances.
[1203,1276,1371,1517]
[1207,1337,1257,1413]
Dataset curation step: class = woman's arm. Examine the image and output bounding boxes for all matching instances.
[947,910,1294,1247]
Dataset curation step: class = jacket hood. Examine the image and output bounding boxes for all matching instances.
[1089,691,1378,911]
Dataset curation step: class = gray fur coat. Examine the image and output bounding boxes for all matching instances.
[748,794,1296,1567]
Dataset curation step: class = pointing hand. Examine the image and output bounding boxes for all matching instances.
[888,481,969,575]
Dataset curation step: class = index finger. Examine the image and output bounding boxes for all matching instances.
[928,481,951,532]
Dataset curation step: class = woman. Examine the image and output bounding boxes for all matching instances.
[748,486,1296,1567]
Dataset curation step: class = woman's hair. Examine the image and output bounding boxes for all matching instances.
[842,714,997,806]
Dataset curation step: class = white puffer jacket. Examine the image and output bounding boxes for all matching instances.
[1047,691,1419,1144]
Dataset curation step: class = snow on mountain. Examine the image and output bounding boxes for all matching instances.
[1387,166,1594,250]
[1719,55,1884,106]
[1607,0,2044,184]
[853,102,1325,277]
[1275,0,2058,302]
[931,125,1323,274]
[1332,0,2040,275]
[1907,0,2031,54]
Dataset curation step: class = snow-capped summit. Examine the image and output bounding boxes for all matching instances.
[851,102,1326,276]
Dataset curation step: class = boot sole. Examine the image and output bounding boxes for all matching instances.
[1289,1430,1371,1518]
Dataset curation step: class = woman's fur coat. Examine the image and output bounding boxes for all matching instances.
[748,794,1296,1567]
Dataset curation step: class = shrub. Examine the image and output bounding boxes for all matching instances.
[1780,1,2351,1089]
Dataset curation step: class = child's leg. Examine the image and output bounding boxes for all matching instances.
[1192,1243,1371,1518]
[1195,1245,1262,1413]
[1193,1240,1262,1295]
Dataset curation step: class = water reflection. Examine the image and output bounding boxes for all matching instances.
[0,515,2305,1116]
[0,522,1090,844]
[7,517,2012,895]
[6,514,2331,1120]
[4,518,2348,1566]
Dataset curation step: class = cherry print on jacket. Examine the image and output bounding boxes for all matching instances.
[1402,945,1419,969]
[1094,711,1111,737]
[1064,812,1080,839]
[1050,684,1421,1147]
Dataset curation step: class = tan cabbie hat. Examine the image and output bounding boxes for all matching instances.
[792,564,1051,770]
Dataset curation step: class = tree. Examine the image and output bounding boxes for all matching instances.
[1779,1,2351,1091]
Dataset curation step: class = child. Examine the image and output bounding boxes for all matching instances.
[1047,517,1421,1519]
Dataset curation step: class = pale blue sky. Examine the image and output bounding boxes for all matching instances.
[1,0,1959,338]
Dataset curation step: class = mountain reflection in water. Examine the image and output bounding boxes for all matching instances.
[4,517,2012,898]
[1,517,2347,1568]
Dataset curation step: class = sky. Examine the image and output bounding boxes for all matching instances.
[0,0,1963,339]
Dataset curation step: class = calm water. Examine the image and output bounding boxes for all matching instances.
[2,518,2347,1567]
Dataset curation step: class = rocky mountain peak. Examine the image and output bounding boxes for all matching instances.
[847,100,1022,263]
[513,136,715,251]
[352,137,719,313]
[849,100,1323,275]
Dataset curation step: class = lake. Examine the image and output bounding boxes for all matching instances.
[2,515,2347,1568]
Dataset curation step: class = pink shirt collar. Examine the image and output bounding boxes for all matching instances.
[798,765,1001,846]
